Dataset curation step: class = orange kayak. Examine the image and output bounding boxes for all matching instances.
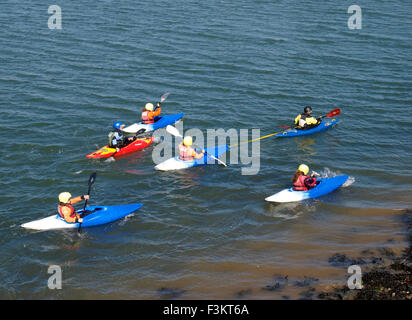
[86,137,154,159]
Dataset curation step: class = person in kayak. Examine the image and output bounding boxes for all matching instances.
[141,102,161,124]
[57,192,89,223]
[292,164,319,191]
[294,106,323,130]
[108,121,135,151]
[178,136,205,161]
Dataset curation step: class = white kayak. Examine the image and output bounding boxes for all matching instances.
[123,113,184,134]
[21,204,142,231]
[265,175,349,203]
[155,145,228,171]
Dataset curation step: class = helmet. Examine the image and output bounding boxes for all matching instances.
[59,192,72,204]
[183,136,193,146]
[298,164,309,175]
[304,106,312,113]
[113,121,123,130]
[145,103,154,111]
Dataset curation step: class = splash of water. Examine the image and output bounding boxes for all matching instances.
[104,157,116,163]
[343,176,355,187]
[319,167,355,187]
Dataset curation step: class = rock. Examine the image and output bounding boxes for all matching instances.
[157,287,186,299]
[262,275,288,292]
[293,276,319,287]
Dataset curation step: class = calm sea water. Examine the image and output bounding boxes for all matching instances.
[0,0,411,299]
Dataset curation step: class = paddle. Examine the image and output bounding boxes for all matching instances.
[311,170,320,177]
[278,108,341,129]
[154,92,170,111]
[78,172,97,233]
[166,125,227,167]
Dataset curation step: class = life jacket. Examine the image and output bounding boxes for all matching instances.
[58,204,76,219]
[295,113,318,129]
[108,130,123,147]
[293,175,317,191]
[179,145,194,161]
[141,111,154,124]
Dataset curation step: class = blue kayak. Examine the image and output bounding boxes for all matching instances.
[155,145,229,171]
[123,113,184,134]
[21,203,142,230]
[275,119,339,137]
[265,175,348,203]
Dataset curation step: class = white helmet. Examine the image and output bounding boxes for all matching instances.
[183,136,193,146]
[298,164,310,175]
[145,103,154,111]
[58,192,72,204]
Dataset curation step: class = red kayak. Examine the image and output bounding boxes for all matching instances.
[86,137,154,159]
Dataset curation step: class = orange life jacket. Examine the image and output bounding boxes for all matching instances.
[141,111,154,124]
[293,175,317,191]
[179,145,194,161]
[58,204,76,219]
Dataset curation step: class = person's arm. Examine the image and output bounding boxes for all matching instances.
[294,115,300,126]
[192,148,204,160]
[307,117,319,125]
[150,107,161,118]
[69,195,89,205]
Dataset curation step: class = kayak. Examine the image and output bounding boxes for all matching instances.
[155,145,228,171]
[86,137,153,159]
[265,175,348,203]
[123,113,184,134]
[275,119,339,137]
[21,203,142,230]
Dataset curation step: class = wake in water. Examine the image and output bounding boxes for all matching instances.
[318,167,355,187]
[104,157,116,163]
[265,201,318,220]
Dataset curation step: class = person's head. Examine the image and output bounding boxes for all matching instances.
[145,103,154,112]
[304,106,312,115]
[59,192,71,204]
[298,164,309,175]
[183,136,193,147]
[113,121,124,131]
[292,164,309,183]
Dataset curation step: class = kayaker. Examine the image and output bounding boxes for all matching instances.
[292,164,319,191]
[178,136,205,161]
[108,121,134,151]
[57,192,89,223]
[141,102,161,124]
[294,106,322,130]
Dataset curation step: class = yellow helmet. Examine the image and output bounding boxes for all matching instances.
[183,136,193,146]
[298,164,309,175]
[145,103,154,111]
[58,192,72,203]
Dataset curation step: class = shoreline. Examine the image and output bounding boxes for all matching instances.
[316,209,412,300]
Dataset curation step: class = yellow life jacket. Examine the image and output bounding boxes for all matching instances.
[294,113,318,128]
